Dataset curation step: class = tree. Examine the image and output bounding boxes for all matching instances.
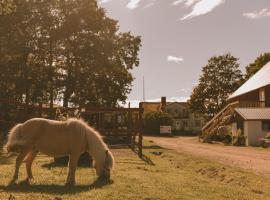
[245,52,270,79]
[144,111,173,134]
[0,0,141,110]
[190,54,243,120]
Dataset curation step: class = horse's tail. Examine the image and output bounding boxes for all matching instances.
[4,123,23,153]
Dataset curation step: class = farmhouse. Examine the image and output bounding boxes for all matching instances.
[141,97,203,134]
[203,61,270,146]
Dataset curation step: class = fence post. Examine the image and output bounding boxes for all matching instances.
[39,102,42,117]
[138,102,143,158]
[127,102,132,145]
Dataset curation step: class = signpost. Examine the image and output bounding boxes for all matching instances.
[160,126,172,134]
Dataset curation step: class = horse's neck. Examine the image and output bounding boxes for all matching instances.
[87,132,106,164]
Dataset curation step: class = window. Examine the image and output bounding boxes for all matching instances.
[262,121,270,131]
[183,120,188,127]
[259,88,265,102]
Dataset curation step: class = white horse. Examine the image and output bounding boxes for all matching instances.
[4,118,114,185]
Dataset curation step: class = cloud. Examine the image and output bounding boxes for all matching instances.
[167,55,184,63]
[177,88,192,93]
[98,0,111,4]
[174,0,225,21]
[144,2,155,9]
[173,0,199,7]
[126,0,141,10]
[243,8,270,19]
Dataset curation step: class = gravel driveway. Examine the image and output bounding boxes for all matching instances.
[146,136,270,178]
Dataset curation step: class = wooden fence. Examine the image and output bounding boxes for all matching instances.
[0,98,144,157]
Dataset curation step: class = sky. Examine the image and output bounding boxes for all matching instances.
[98,0,270,107]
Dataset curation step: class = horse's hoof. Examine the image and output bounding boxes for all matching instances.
[8,180,17,186]
[20,179,31,185]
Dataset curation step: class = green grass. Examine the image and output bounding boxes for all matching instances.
[0,142,269,200]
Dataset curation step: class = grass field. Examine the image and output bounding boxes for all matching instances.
[0,141,270,200]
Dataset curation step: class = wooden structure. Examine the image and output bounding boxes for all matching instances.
[0,99,144,157]
[202,61,270,145]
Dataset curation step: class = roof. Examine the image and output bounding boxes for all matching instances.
[235,108,270,120]
[229,61,270,99]
[165,102,188,107]
[141,101,187,105]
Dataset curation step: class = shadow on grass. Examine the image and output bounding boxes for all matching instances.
[0,178,114,195]
[41,161,91,169]
[143,145,166,150]
[0,151,14,165]
[132,148,155,166]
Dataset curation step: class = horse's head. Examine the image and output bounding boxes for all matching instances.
[95,150,114,181]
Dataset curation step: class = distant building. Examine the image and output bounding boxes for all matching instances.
[141,97,203,134]
[203,61,270,146]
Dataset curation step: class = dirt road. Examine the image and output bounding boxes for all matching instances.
[146,136,270,178]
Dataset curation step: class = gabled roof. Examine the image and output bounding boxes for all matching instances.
[229,61,270,99]
[235,108,270,120]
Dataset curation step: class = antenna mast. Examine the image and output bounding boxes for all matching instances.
[143,76,145,102]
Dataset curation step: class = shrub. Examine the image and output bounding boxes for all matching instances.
[232,129,246,146]
[143,111,173,134]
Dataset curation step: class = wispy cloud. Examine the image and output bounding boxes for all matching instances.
[243,8,270,19]
[167,55,184,63]
[98,0,111,4]
[126,0,141,10]
[144,2,155,9]
[177,88,192,93]
[173,0,199,7]
[173,0,225,21]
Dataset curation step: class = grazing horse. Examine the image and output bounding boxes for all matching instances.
[4,118,114,185]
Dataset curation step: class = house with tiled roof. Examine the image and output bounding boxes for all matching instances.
[141,97,203,134]
[203,61,270,146]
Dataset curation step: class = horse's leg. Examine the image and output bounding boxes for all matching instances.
[9,149,29,185]
[66,153,80,185]
[25,150,38,180]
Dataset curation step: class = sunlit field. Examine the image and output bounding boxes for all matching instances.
[0,141,269,200]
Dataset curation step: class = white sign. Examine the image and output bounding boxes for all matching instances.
[160,126,172,134]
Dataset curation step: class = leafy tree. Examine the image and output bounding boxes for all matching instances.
[144,111,173,134]
[0,0,141,111]
[190,54,243,120]
[245,52,270,79]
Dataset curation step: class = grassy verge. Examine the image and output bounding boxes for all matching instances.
[0,141,269,200]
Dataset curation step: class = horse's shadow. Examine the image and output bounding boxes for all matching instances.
[0,178,113,195]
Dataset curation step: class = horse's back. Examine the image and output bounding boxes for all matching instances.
[23,118,87,157]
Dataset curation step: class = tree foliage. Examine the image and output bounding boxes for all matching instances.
[143,111,173,134]
[189,54,243,120]
[0,0,141,108]
[245,52,270,80]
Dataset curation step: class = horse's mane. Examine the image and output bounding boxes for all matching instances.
[66,118,114,168]
[66,118,105,143]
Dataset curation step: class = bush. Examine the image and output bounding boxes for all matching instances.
[232,129,246,146]
[143,111,173,134]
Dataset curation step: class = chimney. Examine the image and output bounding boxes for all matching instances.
[161,96,166,110]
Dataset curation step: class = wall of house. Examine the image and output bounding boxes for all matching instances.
[142,103,161,116]
[164,103,189,118]
[244,121,263,146]
[232,122,237,137]
[165,103,203,133]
